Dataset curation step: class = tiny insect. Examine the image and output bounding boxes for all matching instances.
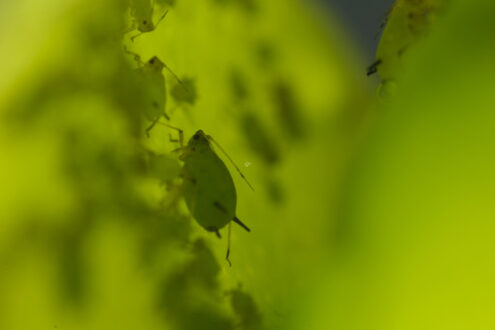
[229,288,262,328]
[170,77,197,106]
[272,81,305,140]
[240,112,280,166]
[128,0,169,42]
[368,0,446,82]
[124,48,184,135]
[161,124,253,266]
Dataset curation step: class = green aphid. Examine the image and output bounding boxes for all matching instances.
[273,81,305,140]
[181,130,252,234]
[163,126,253,265]
[229,69,249,103]
[229,289,262,329]
[128,0,169,41]
[156,0,176,7]
[124,48,183,135]
[147,151,182,182]
[368,0,446,81]
[170,77,197,106]
[241,112,280,166]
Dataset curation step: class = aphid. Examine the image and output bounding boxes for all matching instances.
[156,0,176,6]
[124,48,183,135]
[229,288,262,329]
[229,69,249,103]
[128,0,169,41]
[240,112,280,166]
[162,124,253,265]
[170,77,197,106]
[272,81,305,140]
[368,0,446,81]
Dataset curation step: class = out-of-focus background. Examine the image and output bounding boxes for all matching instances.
[318,0,395,59]
[1,0,495,329]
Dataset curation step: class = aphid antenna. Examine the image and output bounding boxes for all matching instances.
[154,9,169,31]
[226,222,232,267]
[206,135,255,191]
[156,121,184,147]
[130,32,143,43]
[162,62,188,92]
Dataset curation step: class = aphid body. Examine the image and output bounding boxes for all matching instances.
[130,0,155,33]
[181,130,241,233]
[138,56,168,122]
[370,0,446,81]
[128,0,169,41]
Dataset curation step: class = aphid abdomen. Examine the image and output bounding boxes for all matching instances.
[183,148,237,231]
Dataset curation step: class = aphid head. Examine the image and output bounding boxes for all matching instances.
[188,130,210,148]
[148,56,165,71]
[138,19,154,32]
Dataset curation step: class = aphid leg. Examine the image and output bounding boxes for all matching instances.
[207,136,255,191]
[226,222,232,267]
[367,59,382,76]
[233,217,251,232]
[123,46,144,66]
[156,122,184,147]
[215,230,222,239]
[145,116,161,137]
[130,32,144,43]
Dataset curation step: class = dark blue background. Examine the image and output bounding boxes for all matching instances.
[317,0,395,59]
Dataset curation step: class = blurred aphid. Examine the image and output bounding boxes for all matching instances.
[241,112,280,166]
[158,239,235,329]
[229,288,262,330]
[170,77,198,106]
[210,0,257,14]
[237,0,258,14]
[124,48,184,135]
[272,81,305,140]
[128,0,169,41]
[163,125,253,265]
[229,69,249,103]
[368,0,446,82]
[56,230,87,306]
[147,151,182,182]
[265,176,285,206]
[189,239,222,284]
[155,0,176,7]
[254,40,276,69]
[139,213,191,266]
